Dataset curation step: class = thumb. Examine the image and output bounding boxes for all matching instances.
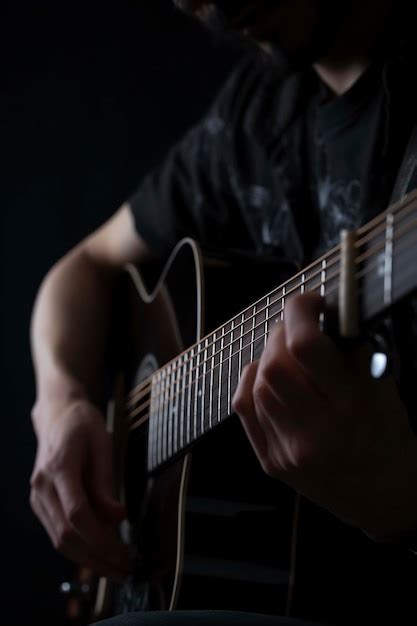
[89,428,126,522]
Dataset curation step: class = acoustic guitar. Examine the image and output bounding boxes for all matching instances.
[62,189,417,624]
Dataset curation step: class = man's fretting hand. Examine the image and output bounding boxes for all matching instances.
[233,292,417,540]
[30,397,131,581]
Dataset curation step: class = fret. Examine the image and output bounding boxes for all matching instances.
[167,363,175,459]
[281,286,286,321]
[153,370,159,467]
[203,340,212,433]
[325,255,340,308]
[162,364,171,462]
[320,260,327,330]
[192,343,201,441]
[263,292,277,343]
[147,397,152,470]
[190,347,198,444]
[238,313,245,382]
[208,333,216,428]
[201,338,209,435]
[211,332,222,425]
[173,365,178,457]
[268,291,282,330]
[230,317,241,411]
[217,326,226,424]
[157,369,166,466]
[250,305,256,364]
[320,260,327,296]
[148,372,159,471]
[209,335,216,429]
[179,353,187,450]
[227,319,235,416]
[253,300,267,362]
[220,322,232,419]
[301,265,315,294]
[147,377,153,470]
[186,348,195,445]
[172,356,181,455]
[193,343,204,440]
[384,213,394,306]
[264,296,270,349]
[240,309,253,376]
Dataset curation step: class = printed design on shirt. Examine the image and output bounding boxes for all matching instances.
[316,176,361,251]
[242,184,283,248]
[190,114,227,166]
[188,115,230,219]
[229,171,294,253]
[203,116,226,135]
[262,196,291,248]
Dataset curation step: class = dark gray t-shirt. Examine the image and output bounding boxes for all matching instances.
[129,57,410,266]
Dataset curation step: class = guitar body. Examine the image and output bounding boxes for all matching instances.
[63,192,417,625]
[89,239,298,621]
[58,191,417,625]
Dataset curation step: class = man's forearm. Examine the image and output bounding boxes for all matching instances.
[30,245,119,428]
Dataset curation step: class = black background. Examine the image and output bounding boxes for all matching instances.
[0,2,238,623]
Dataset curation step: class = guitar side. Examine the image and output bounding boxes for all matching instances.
[93,239,204,620]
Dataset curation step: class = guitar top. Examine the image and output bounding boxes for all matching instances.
[64,185,417,624]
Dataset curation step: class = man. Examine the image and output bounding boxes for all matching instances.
[29,1,417,624]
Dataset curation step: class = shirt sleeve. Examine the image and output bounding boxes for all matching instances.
[128,57,257,262]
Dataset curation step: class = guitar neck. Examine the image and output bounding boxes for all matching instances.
[144,189,417,472]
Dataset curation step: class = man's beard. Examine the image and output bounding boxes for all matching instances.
[175,1,353,75]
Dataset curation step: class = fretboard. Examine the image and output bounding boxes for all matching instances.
[145,189,417,472]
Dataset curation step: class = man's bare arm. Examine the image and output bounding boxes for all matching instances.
[30,204,150,580]
[31,204,149,410]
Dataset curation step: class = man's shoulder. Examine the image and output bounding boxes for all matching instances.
[216,54,313,137]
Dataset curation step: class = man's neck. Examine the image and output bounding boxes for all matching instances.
[313,60,369,96]
[313,0,392,96]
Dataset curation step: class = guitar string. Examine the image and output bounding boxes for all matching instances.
[125,192,417,408]
[128,221,417,430]
[125,245,340,407]
[356,188,417,238]
[126,270,335,421]
[127,209,417,416]
[128,279,342,435]
[138,236,417,467]
[127,274,372,425]
[127,268,339,424]
[133,265,417,471]
[125,208,415,412]
[356,214,417,266]
[354,192,417,247]
[125,193,417,407]
[127,211,417,418]
[125,251,340,409]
